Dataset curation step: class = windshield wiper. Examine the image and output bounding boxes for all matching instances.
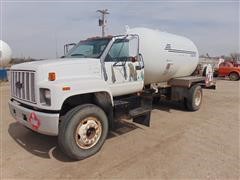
[70,53,86,57]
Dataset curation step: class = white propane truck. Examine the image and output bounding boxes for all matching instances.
[8,27,215,160]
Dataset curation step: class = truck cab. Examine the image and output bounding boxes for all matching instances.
[63,35,144,96]
[8,34,146,159]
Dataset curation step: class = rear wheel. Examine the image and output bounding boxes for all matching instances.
[229,72,239,81]
[58,104,108,160]
[185,84,202,111]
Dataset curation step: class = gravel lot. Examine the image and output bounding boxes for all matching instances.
[0,80,239,179]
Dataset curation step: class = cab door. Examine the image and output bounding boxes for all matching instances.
[218,62,231,76]
[104,35,144,96]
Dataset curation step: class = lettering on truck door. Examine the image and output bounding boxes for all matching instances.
[104,35,144,96]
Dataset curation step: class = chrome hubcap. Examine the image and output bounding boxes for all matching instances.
[75,117,102,149]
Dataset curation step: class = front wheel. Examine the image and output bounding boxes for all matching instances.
[229,72,239,81]
[58,104,108,160]
[184,84,202,111]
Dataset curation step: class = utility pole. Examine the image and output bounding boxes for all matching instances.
[97,9,109,37]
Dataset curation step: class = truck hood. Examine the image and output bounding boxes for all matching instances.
[11,58,102,81]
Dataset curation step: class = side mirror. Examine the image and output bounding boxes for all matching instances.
[138,53,144,69]
[64,43,76,55]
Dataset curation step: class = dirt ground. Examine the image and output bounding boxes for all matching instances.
[0,80,239,179]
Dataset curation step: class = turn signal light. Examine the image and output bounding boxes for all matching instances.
[48,72,56,81]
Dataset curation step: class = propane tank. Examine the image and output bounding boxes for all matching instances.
[127,27,199,84]
[0,40,12,67]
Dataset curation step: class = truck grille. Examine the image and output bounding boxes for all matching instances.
[10,70,36,103]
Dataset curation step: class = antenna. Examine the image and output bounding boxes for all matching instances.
[97,9,109,37]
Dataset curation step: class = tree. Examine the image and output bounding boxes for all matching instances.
[230,53,240,62]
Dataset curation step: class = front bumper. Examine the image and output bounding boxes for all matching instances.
[9,100,59,136]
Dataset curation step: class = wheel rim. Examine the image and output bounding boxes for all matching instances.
[75,116,102,149]
[194,89,202,107]
[230,74,237,81]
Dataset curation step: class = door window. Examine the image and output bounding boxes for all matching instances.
[105,39,129,62]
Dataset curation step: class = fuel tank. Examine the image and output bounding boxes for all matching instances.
[0,40,12,67]
[127,27,199,84]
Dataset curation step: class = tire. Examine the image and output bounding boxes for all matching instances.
[213,70,218,77]
[229,72,239,81]
[185,84,202,111]
[58,104,108,160]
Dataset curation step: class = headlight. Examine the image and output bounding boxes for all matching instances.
[40,88,51,106]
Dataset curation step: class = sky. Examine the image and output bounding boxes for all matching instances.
[1,0,239,59]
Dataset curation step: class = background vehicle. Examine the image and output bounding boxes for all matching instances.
[217,61,240,81]
[8,27,215,160]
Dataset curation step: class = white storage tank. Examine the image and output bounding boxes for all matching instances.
[0,40,12,67]
[127,27,199,84]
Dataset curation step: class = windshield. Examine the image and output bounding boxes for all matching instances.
[64,38,110,58]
